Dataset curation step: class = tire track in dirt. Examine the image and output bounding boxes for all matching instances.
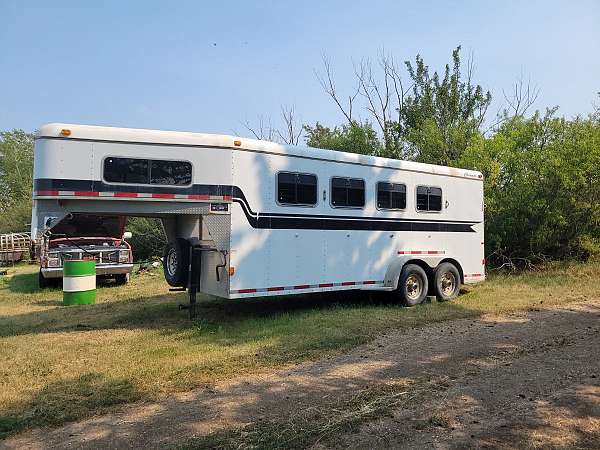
[3,300,600,450]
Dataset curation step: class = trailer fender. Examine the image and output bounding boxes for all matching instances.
[384,256,446,290]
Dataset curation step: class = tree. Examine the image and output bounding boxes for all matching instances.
[126,217,166,261]
[0,130,35,233]
[459,109,600,266]
[400,46,492,165]
[315,47,492,165]
[304,121,382,156]
[240,105,303,145]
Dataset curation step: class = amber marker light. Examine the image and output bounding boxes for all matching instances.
[233,140,242,146]
[60,129,71,136]
[228,266,235,276]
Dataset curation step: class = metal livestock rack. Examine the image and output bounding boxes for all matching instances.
[0,232,32,265]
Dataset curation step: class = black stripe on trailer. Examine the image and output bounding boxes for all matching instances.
[34,178,479,233]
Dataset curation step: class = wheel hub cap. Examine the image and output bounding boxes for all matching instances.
[441,272,456,296]
[406,275,422,300]
[166,250,177,276]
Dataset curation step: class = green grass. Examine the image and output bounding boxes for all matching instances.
[0,260,599,438]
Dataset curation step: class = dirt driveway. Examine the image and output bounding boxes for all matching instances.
[3,299,600,449]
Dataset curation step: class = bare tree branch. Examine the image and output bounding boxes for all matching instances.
[276,105,303,145]
[238,106,303,145]
[239,115,275,141]
[503,76,539,118]
[315,54,359,124]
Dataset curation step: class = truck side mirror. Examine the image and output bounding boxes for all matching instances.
[123,231,133,240]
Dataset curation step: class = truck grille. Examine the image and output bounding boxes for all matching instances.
[59,250,120,265]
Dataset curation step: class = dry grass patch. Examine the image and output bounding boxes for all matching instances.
[1,260,599,438]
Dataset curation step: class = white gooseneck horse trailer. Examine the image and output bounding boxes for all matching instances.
[31,123,484,314]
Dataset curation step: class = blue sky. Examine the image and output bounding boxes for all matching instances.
[1,1,599,137]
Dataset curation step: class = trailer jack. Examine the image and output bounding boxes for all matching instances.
[178,242,222,319]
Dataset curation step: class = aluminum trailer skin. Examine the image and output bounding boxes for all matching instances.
[31,123,485,308]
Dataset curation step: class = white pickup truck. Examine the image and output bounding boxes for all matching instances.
[38,214,133,288]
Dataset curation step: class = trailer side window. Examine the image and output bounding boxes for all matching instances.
[104,157,149,184]
[416,186,443,212]
[331,177,365,208]
[150,160,192,186]
[277,172,317,205]
[104,157,192,186]
[377,182,406,210]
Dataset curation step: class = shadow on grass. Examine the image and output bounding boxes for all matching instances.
[0,288,397,339]
[4,306,599,449]
[0,373,142,439]
[6,272,44,294]
[7,271,130,295]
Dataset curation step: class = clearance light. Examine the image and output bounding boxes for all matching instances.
[228,266,235,276]
[60,128,71,136]
[233,140,241,147]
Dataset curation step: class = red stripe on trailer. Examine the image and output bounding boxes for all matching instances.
[223,195,232,201]
[37,190,59,196]
[152,193,176,199]
[114,192,138,198]
[74,191,99,197]
[188,194,210,200]
[398,250,445,255]
[234,280,385,294]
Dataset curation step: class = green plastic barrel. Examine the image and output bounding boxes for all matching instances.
[63,260,96,305]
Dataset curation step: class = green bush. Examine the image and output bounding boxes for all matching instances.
[126,218,166,262]
[459,110,600,265]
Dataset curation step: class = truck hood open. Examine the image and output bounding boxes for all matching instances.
[50,214,127,240]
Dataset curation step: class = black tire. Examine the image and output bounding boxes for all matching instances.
[163,239,190,287]
[115,273,130,285]
[38,270,49,289]
[398,264,429,306]
[434,262,461,302]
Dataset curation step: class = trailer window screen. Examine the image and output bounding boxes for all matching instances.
[104,157,149,184]
[377,182,406,209]
[277,172,317,205]
[416,186,443,211]
[331,177,365,208]
[104,157,192,186]
[150,160,192,186]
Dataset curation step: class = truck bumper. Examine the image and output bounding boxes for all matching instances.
[41,264,134,278]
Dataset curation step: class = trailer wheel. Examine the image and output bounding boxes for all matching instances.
[398,264,428,306]
[115,273,130,285]
[434,262,461,301]
[163,239,190,287]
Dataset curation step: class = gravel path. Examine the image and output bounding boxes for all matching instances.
[3,299,600,449]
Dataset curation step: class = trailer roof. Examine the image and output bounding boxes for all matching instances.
[38,123,483,180]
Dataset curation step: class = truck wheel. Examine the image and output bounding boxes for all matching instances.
[398,264,428,306]
[434,262,461,301]
[38,270,49,289]
[115,273,130,285]
[163,239,190,287]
